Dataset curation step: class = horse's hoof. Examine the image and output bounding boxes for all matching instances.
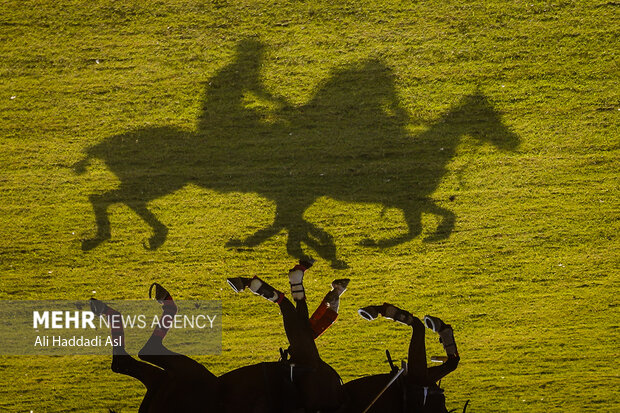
[226,277,247,293]
[149,283,170,303]
[423,315,447,332]
[299,257,316,269]
[331,279,350,295]
[358,306,380,321]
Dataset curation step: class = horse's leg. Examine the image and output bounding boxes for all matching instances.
[279,296,320,363]
[229,265,344,411]
[309,279,349,339]
[81,191,116,251]
[228,264,318,361]
[125,200,168,250]
[90,299,163,389]
[279,282,345,411]
[421,199,456,243]
[423,315,460,383]
[138,284,217,382]
[356,303,429,384]
[406,317,431,385]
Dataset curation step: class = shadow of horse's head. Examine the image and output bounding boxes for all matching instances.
[447,90,520,152]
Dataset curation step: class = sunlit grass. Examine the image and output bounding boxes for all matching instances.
[0,1,618,411]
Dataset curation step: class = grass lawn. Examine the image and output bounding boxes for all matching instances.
[0,1,618,411]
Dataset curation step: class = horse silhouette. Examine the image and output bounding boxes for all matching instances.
[73,39,519,268]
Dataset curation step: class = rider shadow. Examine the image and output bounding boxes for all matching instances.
[73,38,520,268]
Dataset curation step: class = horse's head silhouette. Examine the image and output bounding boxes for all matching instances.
[73,40,519,268]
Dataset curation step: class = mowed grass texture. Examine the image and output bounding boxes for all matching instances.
[0,1,618,411]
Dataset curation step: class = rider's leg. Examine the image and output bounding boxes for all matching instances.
[279,295,320,363]
[90,299,163,389]
[309,279,349,339]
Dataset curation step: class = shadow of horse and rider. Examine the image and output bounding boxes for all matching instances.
[73,39,520,268]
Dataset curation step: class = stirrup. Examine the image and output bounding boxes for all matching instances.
[358,305,380,321]
[227,277,247,293]
[89,298,107,317]
[149,283,170,303]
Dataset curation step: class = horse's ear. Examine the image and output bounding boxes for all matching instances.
[385,349,397,373]
[279,347,289,362]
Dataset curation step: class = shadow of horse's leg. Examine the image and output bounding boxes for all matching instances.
[304,222,348,269]
[422,199,455,243]
[81,192,115,251]
[360,206,422,249]
[126,201,168,250]
[226,221,282,248]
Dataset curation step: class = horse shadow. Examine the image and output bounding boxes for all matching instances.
[73,39,520,268]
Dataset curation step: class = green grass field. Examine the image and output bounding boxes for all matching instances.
[1,1,618,411]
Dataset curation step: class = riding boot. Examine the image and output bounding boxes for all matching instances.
[249,276,284,303]
[424,315,458,356]
[289,259,314,301]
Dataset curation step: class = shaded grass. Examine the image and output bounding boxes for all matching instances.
[1,0,618,411]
